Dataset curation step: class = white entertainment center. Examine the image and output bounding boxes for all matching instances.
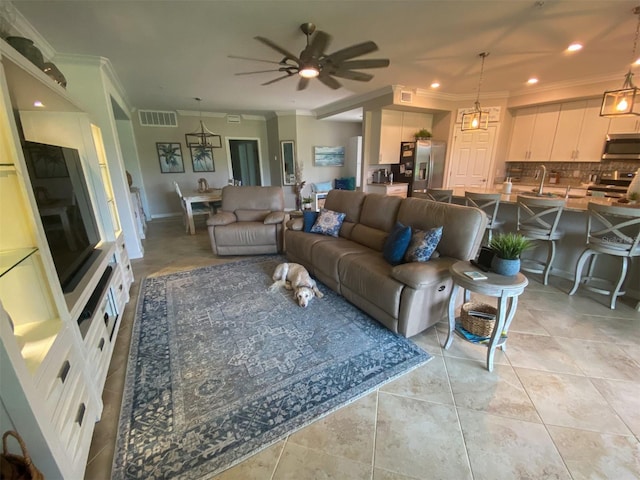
[0,38,133,479]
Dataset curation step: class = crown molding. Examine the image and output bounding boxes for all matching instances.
[10,6,55,60]
[314,86,394,119]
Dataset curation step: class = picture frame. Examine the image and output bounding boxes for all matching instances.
[24,143,69,178]
[190,145,215,172]
[157,142,185,173]
[313,146,345,167]
[281,140,296,185]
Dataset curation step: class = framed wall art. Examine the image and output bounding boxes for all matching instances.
[190,145,215,172]
[313,146,345,167]
[156,142,185,173]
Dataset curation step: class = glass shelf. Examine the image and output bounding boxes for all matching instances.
[0,247,38,278]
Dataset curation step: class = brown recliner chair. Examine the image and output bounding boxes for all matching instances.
[206,186,286,255]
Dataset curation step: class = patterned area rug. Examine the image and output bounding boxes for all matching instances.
[112,256,431,479]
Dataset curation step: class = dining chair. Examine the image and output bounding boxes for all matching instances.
[516,195,566,285]
[173,181,213,233]
[425,188,453,203]
[464,191,504,244]
[569,202,640,309]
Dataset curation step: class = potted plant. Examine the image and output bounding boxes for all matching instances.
[488,233,531,276]
[414,128,432,140]
[302,196,313,210]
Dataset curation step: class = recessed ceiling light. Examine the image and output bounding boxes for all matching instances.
[33,101,44,107]
[567,43,583,52]
[430,82,440,88]
[526,78,539,85]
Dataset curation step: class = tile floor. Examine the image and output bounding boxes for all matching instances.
[84,216,640,480]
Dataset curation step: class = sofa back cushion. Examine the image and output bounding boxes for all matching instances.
[351,194,403,251]
[324,190,366,239]
[236,209,271,222]
[222,186,284,213]
[397,198,487,261]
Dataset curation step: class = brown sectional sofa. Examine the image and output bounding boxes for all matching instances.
[285,190,488,337]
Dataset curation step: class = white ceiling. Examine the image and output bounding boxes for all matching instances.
[9,0,640,121]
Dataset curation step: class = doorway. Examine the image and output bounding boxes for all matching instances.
[448,126,497,188]
[227,139,262,186]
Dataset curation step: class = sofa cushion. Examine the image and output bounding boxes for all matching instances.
[383,222,412,265]
[310,209,346,237]
[359,194,402,233]
[404,226,443,262]
[236,209,271,222]
[391,259,452,289]
[207,211,236,226]
[324,190,366,225]
[303,211,319,232]
[214,222,276,246]
[264,211,285,224]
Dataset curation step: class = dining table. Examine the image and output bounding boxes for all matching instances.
[182,189,222,235]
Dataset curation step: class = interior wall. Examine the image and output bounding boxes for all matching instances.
[132,112,268,218]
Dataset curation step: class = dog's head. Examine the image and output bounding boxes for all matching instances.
[295,286,315,308]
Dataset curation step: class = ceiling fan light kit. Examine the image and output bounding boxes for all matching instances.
[461,52,490,131]
[600,5,640,117]
[231,22,389,90]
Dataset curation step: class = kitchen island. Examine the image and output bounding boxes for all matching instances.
[449,187,640,308]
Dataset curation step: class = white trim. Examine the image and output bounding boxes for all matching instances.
[225,137,264,186]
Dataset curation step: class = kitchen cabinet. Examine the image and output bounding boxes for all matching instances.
[379,110,403,163]
[507,105,559,162]
[368,109,433,164]
[550,99,610,162]
[608,116,640,134]
[367,183,408,198]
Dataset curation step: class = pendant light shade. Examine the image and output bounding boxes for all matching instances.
[600,6,640,117]
[185,97,222,148]
[461,52,490,131]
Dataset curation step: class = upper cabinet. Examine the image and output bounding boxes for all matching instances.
[368,109,433,164]
[550,99,610,162]
[508,99,610,163]
[608,116,640,134]
[507,105,559,162]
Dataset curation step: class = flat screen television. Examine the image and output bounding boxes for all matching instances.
[22,141,102,293]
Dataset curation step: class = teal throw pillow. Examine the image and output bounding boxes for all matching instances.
[303,211,319,232]
[383,222,412,265]
[310,208,346,237]
[404,226,443,262]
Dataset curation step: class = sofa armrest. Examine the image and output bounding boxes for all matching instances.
[207,211,237,226]
[264,211,285,225]
[287,218,304,230]
[391,259,450,289]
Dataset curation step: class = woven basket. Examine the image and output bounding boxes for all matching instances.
[1,431,44,480]
[461,302,497,337]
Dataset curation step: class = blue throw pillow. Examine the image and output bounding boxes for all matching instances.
[303,211,319,233]
[404,226,443,262]
[310,208,346,237]
[383,222,412,265]
[334,177,356,190]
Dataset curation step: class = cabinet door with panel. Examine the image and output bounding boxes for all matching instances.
[549,100,586,161]
[378,110,403,163]
[575,99,610,161]
[507,106,537,161]
[608,116,640,134]
[528,104,560,162]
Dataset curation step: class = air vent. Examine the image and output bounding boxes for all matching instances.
[138,110,178,127]
[400,91,413,103]
[227,114,241,124]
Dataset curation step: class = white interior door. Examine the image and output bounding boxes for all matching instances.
[449,126,496,188]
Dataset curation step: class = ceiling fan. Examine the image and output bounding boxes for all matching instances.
[230,22,390,90]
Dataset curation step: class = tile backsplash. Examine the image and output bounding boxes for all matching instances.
[504,161,640,185]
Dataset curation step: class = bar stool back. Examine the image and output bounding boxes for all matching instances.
[465,191,503,244]
[425,188,453,203]
[516,195,566,285]
[569,202,640,309]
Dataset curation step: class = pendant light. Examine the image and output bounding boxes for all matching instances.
[461,52,490,131]
[185,97,222,148]
[600,6,640,117]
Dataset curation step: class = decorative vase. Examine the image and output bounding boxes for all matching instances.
[42,62,67,88]
[5,36,44,69]
[491,256,520,276]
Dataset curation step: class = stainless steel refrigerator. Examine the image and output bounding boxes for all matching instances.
[391,140,446,196]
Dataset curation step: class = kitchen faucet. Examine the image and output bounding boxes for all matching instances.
[536,165,547,195]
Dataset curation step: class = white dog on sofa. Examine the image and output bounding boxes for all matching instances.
[270,262,324,308]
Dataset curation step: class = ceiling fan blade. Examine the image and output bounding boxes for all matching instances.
[325,41,379,64]
[262,74,294,86]
[255,36,301,64]
[235,69,287,76]
[306,30,331,59]
[228,55,285,65]
[318,74,341,90]
[330,70,373,82]
[336,59,390,70]
[297,77,310,90]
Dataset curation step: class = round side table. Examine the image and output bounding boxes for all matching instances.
[444,260,528,372]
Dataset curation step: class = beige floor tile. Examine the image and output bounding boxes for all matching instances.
[555,337,640,381]
[621,342,640,365]
[373,468,421,480]
[213,440,284,480]
[380,356,454,405]
[287,392,376,464]
[533,310,613,342]
[374,392,472,480]
[503,307,550,335]
[272,442,371,480]
[547,425,640,480]
[444,357,541,423]
[437,323,509,366]
[516,368,632,434]
[503,332,582,374]
[591,378,640,438]
[597,316,640,346]
[409,324,443,354]
[457,409,571,479]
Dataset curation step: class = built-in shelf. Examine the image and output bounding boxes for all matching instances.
[0,247,38,278]
[13,318,62,374]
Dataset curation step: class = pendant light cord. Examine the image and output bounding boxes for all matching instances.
[474,52,489,110]
[624,6,640,87]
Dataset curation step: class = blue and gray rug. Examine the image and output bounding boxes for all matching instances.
[113,256,431,479]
